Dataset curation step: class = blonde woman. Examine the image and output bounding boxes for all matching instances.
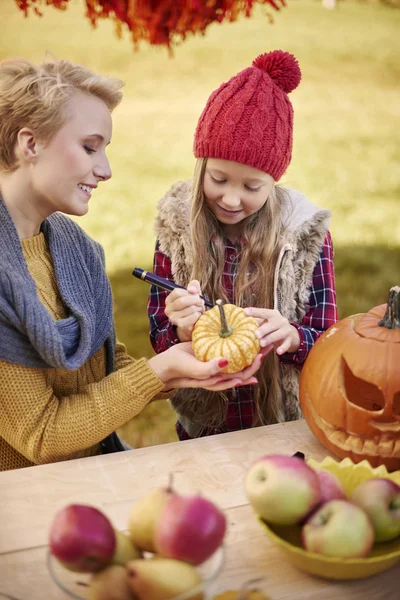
[148,50,338,440]
[0,58,263,471]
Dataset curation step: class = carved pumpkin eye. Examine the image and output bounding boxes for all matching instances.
[341,357,385,412]
[393,391,400,417]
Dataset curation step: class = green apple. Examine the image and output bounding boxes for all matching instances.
[302,499,375,558]
[244,454,321,525]
[350,478,400,542]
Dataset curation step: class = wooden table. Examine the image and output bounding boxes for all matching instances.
[0,420,398,600]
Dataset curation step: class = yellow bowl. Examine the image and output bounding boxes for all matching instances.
[257,456,400,580]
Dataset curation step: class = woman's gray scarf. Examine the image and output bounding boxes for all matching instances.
[0,195,115,370]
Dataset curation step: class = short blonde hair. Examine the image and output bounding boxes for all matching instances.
[0,58,124,172]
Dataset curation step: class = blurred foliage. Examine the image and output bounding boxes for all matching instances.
[14,0,286,49]
[1,0,399,448]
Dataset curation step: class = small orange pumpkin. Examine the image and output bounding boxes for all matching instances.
[300,286,400,471]
[192,300,260,374]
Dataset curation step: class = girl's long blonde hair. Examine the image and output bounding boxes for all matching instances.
[190,157,289,426]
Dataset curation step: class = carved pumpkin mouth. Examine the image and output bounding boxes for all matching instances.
[304,391,400,459]
[372,421,400,432]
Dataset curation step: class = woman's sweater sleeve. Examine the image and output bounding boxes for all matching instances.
[113,340,172,401]
[0,356,164,465]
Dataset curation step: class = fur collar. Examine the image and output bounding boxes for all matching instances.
[154,180,331,289]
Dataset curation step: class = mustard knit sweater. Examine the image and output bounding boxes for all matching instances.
[0,234,165,472]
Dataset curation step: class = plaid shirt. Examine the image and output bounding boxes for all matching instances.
[148,231,338,440]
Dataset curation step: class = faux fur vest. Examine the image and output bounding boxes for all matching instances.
[155,181,331,437]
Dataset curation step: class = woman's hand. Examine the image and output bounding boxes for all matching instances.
[244,307,301,355]
[148,342,264,392]
[165,280,205,342]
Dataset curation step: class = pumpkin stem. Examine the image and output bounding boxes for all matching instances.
[216,299,233,338]
[378,286,400,329]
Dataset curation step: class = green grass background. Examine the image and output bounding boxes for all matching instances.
[1,0,399,447]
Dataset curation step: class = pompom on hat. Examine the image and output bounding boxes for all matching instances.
[194,50,301,182]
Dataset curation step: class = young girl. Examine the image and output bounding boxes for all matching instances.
[0,58,263,471]
[148,50,339,440]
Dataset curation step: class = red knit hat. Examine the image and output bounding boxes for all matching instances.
[194,50,301,182]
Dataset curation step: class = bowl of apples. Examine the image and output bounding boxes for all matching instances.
[47,480,226,599]
[244,453,400,580]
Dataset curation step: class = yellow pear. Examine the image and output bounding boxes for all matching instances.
[128,486,174,552]
[112,530,142,566]
[126,557,204,600]
[88,565,135,600]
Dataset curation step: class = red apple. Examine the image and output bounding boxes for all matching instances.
[302,499,375,558]
[301,469,347,524]
[49,504,116,573]
[154,495,226,565]
[315,469,346,505]
[244,454,321,525]
[350,478,400,542]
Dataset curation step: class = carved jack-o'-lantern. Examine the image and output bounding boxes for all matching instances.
[300,286,400,471]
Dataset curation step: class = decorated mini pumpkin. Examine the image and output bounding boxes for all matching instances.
[300,286,400,471]
[192,300,260,374]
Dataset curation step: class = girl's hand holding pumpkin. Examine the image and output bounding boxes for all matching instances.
[244,307,301,356]
[148,342,262,392]
[165,280,205,342]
